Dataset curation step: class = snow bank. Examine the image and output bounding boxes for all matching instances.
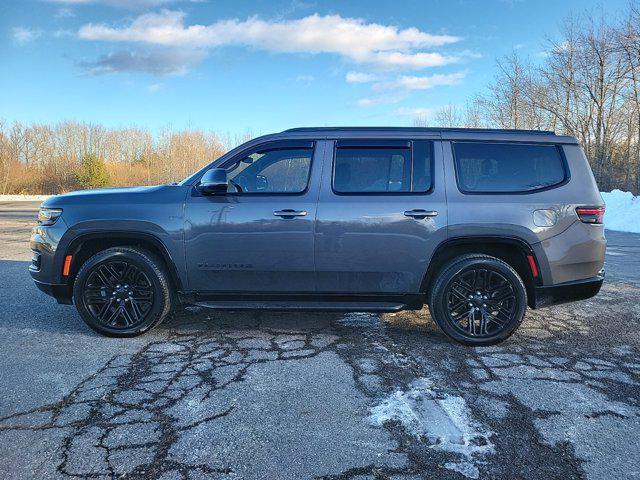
[0,195,52,202]
[601,190,640,234]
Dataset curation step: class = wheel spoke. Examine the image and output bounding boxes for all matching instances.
[85,286,108,302]
[96,298,114,320]
[104,305,122,325]
[118,264,134,284]
[492,286,514,301]
[483,309,507,327]
[130,299,144,320]
[120,305,136,326]
[449,297,469,312]
[457,274,476,293]
[95,266,115,289]
[476,269,485,291]
[450,285,471,302]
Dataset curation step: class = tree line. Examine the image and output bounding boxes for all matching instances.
[0,120,253,194]
[416,4,640,194]
[1,4,639,194]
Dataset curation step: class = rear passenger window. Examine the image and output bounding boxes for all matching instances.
[453,142,566,193]
[333,141,432,193]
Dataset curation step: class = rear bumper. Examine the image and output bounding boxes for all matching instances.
[532,271,604,308]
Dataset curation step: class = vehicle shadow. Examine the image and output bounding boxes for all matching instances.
[0,258,445,342]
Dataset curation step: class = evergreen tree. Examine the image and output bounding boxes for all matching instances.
[76,154,111,189]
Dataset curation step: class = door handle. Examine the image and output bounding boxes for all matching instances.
[404,209,438,219]
[274,209,307,218]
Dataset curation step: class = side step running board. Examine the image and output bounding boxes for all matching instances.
[194,301,407,312]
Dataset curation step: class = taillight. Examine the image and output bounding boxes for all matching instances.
[576,206,604,224]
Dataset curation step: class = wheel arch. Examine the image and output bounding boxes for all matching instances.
[421,236,541,308]
[62,231,184,293]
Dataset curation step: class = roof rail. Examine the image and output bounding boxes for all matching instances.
[282,126,556,135]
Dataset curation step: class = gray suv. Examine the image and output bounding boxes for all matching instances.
[30,127,606,345]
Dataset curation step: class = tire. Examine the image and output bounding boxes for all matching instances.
[73,247,173,337]
[428,254,527,346]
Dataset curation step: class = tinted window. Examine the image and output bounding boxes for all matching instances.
[333,141,432,193]
[412,141,432,192]
[453,142,566,193]
[226,147,312,193]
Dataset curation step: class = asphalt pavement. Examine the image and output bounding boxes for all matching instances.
[0,201,639,479]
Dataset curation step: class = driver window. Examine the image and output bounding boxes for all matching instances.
[225,147,313,193]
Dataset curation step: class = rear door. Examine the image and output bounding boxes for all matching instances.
[314,139,448,294]
[184,139,326,293]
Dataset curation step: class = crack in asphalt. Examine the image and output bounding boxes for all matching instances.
[0,312,342,478]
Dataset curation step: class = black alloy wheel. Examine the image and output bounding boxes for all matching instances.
[429,254,527,345]
[444,267,517,338]
[73,247,172,337]
[82,260,155,329]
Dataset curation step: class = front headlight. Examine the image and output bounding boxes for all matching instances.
[38,207,63,226]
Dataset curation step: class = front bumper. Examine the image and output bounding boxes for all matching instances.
[32,279,73,304]
[532,271,604,308]
[29,220,72,304]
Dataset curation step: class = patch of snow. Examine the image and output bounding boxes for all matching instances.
[444,461,480,479]
[601,190,640,234]
[0,194,52,201]
[369,378,493,479]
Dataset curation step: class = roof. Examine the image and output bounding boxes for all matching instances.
[277,126,578,145]
[283,126,555,135]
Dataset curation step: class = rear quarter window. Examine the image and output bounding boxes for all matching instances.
[452,142,567,194]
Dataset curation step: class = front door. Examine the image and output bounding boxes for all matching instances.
[315,139,448,294]
[184,140,325,293]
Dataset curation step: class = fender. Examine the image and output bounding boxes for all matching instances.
[421,234,544,294]
[55,222,185,291]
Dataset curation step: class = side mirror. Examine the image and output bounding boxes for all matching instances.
[199,168,228,195]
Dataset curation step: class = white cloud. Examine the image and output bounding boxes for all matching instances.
[53,29,75,38]
[79,48,205,75]
[394,107,434,117]
[295,74,315,83]
[376,72,466,91]
[55,7,76,18]
[346,71,378,83]
[148,82,162,92]
[12,27,42,45]
[366,51,457,70]
[78,11,461,71]
[357,98,376,106]
[355,72,465,108]
[357,93,408,107]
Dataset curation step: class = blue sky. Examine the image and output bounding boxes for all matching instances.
[0,0,629,136]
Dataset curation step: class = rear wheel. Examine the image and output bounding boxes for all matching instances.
[429,254,527,345]
[73,247,172,337]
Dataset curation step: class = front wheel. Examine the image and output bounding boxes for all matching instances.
[429,254,527,346]
[73,247,173,337]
